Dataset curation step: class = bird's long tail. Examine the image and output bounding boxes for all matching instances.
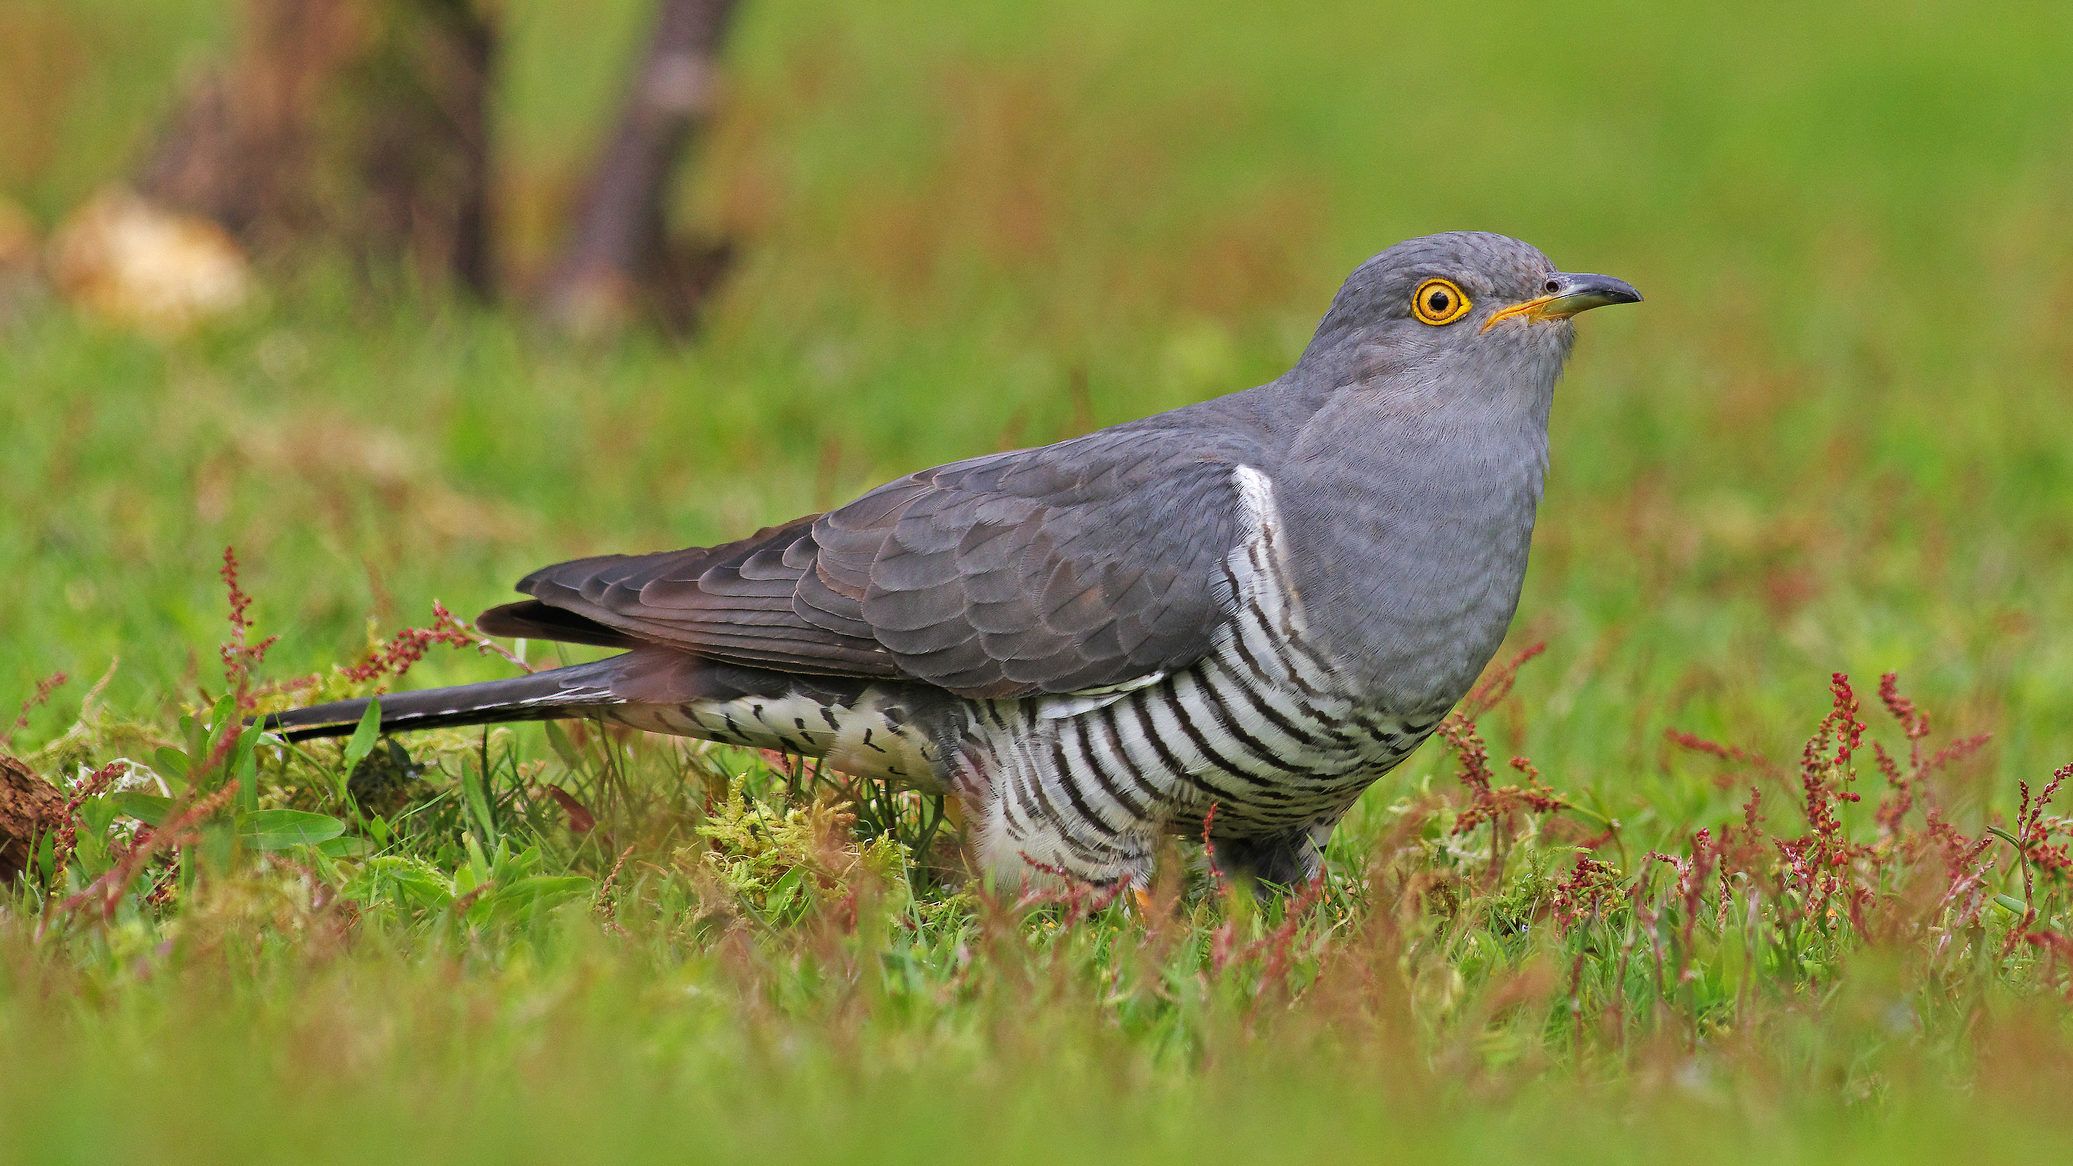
[255,658,628,741]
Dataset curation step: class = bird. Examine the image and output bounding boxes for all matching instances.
[264,231,1639,890]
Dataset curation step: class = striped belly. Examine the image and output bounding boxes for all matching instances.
[957,575,1443,882]
[610,687,947,789]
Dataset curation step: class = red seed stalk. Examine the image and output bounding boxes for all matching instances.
[220,547,280,712]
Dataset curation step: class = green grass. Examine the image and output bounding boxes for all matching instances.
[5,0,2073,1160]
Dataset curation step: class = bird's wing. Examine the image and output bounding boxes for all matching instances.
[478,427,1255,698]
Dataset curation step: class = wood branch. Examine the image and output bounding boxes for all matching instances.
[136,0,362,244]
[358,0,500,294]
[538,0,742,334]
[0,756,63,883]
[134,0,498,293]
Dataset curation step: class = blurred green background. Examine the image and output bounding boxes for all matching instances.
[4,0,2070,805]
[5,4,2073,1160]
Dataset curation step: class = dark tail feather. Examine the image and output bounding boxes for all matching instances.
[255,659,628,742]
[475,599,640,650]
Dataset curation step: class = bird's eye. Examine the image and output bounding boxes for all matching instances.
[1411,277,1472,326]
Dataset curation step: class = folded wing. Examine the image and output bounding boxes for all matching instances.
[478,427,1256,698]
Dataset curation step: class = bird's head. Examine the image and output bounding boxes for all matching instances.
[1295,231,1640,404]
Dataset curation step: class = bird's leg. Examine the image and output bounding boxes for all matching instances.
[1208,822,1333,895]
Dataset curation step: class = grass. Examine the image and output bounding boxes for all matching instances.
[5,0,2073,1159]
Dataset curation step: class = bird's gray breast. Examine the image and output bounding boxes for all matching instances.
[1276,410,1549,717]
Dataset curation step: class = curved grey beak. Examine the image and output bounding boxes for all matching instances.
[1540,272,1642,318]
[1482,271,1642,331]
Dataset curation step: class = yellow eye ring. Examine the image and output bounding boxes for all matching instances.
[1411,277,1472,326]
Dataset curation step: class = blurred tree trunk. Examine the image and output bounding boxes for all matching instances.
[537,0,741,335]
[135,0,498,294]
[0,757,62,883]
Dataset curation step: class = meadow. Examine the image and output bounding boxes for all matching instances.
[4,1,2073,1160]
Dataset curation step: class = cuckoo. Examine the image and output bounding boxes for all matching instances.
[265,232,1640,888]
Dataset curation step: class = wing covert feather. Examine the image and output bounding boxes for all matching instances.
[485,428,1261,698]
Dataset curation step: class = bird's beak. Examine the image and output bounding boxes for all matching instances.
[1481,272,1642,332]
